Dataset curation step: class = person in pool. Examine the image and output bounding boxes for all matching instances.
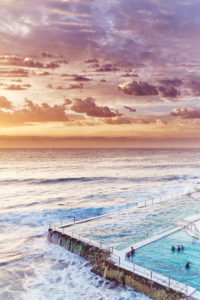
[185,261,190,269]
[177,245,181,252]
[130,246,135,255]
[171,246,175,251]
[181,245,184,250]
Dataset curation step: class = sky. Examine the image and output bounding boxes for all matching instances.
[0,0,200,147]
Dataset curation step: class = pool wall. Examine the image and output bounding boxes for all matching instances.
[92,260,186,300]
[47,227,189,300]
[47,228,110,263]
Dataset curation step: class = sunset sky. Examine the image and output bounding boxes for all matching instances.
[1,0,200,147]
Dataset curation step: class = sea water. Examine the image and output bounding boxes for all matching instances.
[1,148,200,299]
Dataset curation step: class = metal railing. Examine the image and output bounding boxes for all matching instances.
[51,187,199,230]
[111,253,192,296]
[49,225,194,296]
[50,225,113,253]
[185,221,200,239]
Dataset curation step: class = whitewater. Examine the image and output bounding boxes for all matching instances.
[1,148,200,300]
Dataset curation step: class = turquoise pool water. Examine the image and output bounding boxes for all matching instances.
[129,230,200,291]
[70,192,200,250]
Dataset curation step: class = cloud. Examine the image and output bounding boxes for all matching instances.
[187,80,200,96]
[158,78,183,87]
[40,51,53,58]
[1,0,200,69]
[118,81,158,96]
[171,107,200,119]
[158,86,179,98]
[47,83,84,90]
[17,99,68,122]
[65,99,73,105]
[0,98,70,125]
[105,115,168,125]
[85,58,99,63]
[121,73,131,77]
[124,106,136,112]
[157,77,182,98]
[0,68,30,77]
[0,96,13,109]
[68,83,84,89]
[5,84,31,90]
[96,64,119,72]
[73,75,91,81]
[0,55,61,69]
[39,71,51,76]
[105,116,134,125]
[71,97,121,118]
[47,83,53,89]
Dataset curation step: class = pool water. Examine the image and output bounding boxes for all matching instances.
[129,230,200,291]
[69,192,200,250]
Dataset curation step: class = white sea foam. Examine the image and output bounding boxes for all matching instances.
[1,149,200,299]
[20,243,149,300]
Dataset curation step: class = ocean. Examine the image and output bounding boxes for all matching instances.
[1,148,200,300]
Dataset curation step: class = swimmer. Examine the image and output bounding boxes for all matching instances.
[126,252,131,258]
[185,261,190,269]
[131,246,135,255]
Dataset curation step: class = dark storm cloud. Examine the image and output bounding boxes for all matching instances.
[71,98,121,118]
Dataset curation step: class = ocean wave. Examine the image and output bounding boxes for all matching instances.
[0,174,199,186]
[0,177,116,185]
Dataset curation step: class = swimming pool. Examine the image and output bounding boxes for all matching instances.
[128,230,200,291]
[67,192,200,250]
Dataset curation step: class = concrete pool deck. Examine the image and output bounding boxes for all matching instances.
[117,226,184,257]
[48,226,196,299]
[49,211,200,299]
[117,213,200,258]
